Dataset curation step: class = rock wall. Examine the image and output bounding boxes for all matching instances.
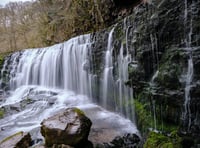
[88,0,200,147]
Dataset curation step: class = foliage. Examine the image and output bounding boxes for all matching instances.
[0,0,115,53]
[0,1,41,52]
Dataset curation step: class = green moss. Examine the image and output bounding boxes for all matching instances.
[144,131,182,148]
[161,142,174,148]
[0,108,5,119]
[0,131,23,144]
[134,99,152,132]
[73,108,85,116]
[144,132,169,148]
[134,92,179,135]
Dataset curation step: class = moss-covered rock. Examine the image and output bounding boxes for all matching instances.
[144,131,182,148]
[0,132,32,148]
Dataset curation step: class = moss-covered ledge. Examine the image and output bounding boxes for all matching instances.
[144,131,182,148]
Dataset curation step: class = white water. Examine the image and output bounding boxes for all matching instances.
[102,27,115,108]
[100,20,135,121]
[0,29,138,141]
[116,44,134,120]
[152,100,157,130]
[150,33,159,69]
[116,19,134,120]
[149,70,159,131]
[0,86,139,140]
[6,35,92,96]
[183,0,194,130]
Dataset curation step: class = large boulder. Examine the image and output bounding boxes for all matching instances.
[41,107,92,147]
[0,131,32,148]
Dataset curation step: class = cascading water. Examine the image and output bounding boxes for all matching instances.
[116,19,134,120]
[183,0,194,130]
[101,27,115,108]
[100,19,135,121]
[149,70,159,131]
[0,24,138,141]
[115,43,134,120]
[4,35,92,95]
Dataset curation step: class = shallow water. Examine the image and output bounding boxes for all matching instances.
[0,85,138,142]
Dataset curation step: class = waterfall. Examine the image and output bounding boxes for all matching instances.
[150,33,159,70]
[0,31,138,140]
[0,15,141,141]
[101,27,115,108]
[99,19,135,120]
[183,0,194,130]
[116,44,134,120]
[2,35,93,96]
[150,70,159,131]
[152,100,157,130]
[0,22,136,121]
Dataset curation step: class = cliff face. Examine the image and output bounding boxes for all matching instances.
[88,0,200,146]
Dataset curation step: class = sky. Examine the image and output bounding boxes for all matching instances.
[0,0,31,6]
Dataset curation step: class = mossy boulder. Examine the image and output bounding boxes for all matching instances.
[41,107,92,147]
[0,132,32,148]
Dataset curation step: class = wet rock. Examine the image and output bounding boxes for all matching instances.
[51,141,93,148]
[0,131,32,148]
[41,107,92,147]
[52,144,74,148]
[33,145,45,148]
[95,133,140,148]
[107,133,140,148]
[34,144,74,148]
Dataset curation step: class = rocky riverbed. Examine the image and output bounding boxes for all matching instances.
[0,86,140,147]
